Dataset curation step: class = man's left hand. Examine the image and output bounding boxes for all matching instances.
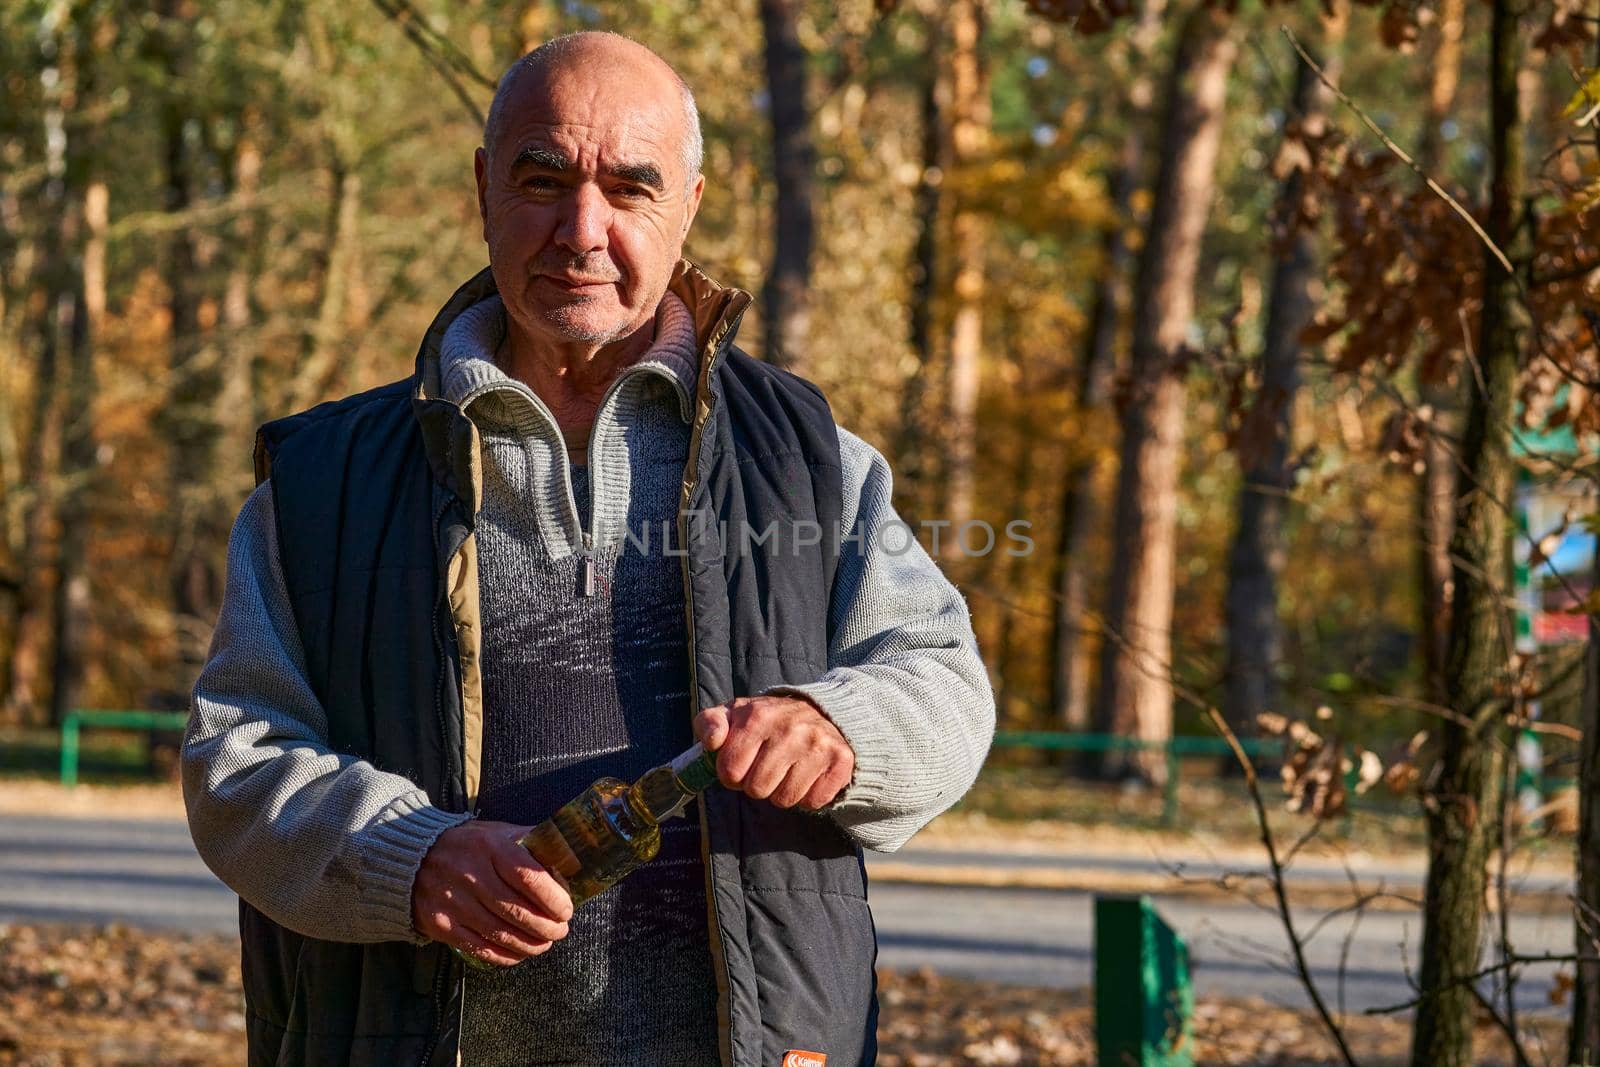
[693,695,855,811]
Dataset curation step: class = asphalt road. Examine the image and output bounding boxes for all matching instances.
[0,814,1573,1015]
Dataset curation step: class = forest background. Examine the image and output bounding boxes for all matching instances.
[2,0,1599,1063]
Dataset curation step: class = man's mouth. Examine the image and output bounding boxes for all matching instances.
[540,274,617,291]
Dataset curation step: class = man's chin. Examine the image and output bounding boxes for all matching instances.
[538,308,631,345]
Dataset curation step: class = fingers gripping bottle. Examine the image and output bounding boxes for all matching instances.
[519,742,720,904]
[455,743,720,968]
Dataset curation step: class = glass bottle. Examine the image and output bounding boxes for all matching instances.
[518,742,719,905]
[455,743,720,968]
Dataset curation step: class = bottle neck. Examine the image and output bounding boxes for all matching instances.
[670,743,720,794]
[629,744,721,824]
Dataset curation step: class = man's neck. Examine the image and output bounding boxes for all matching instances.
[498,314,657,440]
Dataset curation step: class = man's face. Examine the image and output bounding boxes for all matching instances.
[475,62,704,348]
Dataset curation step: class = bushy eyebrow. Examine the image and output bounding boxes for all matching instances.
[605,161,664,192]
[508,147,664,193]
[511,146,571,171]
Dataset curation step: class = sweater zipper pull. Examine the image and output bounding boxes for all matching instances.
[579,532,596,597]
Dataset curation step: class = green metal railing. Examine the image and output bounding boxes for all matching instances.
[59,709,188,787]
[990,731,1273,827]
[53,717,1561,827]
[51,720,1273,807]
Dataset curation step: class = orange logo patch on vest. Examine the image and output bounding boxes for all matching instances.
[782,1052,827,1067]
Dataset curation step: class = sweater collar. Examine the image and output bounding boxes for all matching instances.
[409,259,752,515]
[438,289,700,427]
[411,259,751,409]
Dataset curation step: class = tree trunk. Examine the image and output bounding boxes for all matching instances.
[1569,22,1600,1062]
[1417,0,1467,708]
[1053,155,1136,733]
[995,312,1036,721]
[1411,2,1524,1061]
[4,15,78,721]
[220,122,262,447]
[49,177,104,726]
[1051,1,1162,734]
[4,307,63,722]
[0,145,32,582]
[758,0,815,372]
[1417,0,1465,174]
[1572,538,1600,1064]
[942,0,989,534]
[893,28,945,528]
[1093,6,1237,781]
[287,162,361,411]
[1222,49,1326,730]
[0,184,24,717]
[154,5,228,694]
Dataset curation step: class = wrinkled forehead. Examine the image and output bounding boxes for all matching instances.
[495,64,684,168]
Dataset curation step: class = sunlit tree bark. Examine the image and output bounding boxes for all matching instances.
[1051,0,1162,734]
[1094,5,1237,780]
[893,14,944,527]
[1411,1,1524,1060]
[942,0,989,533]
[1416,0,1466,708]
[219,119,262,444]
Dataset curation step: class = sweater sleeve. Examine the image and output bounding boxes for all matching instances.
[181,480,471,944]
[761,426,996,853]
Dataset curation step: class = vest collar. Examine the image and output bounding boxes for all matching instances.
[409,259,752,515]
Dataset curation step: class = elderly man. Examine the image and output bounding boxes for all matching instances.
[183,30,993,1067]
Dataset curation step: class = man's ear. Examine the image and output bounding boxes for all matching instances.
[681,173,705,240]
[474,147,490,240]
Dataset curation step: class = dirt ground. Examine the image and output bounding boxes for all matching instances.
[0,780,190,821]
[0,923,1560,1066]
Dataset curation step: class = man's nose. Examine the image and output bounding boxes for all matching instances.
[553,182,611,255]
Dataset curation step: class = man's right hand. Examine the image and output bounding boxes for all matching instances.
[412,820,573,967]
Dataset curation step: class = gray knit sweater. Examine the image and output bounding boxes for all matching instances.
[447,291,717,1064]
[182,292,995,972]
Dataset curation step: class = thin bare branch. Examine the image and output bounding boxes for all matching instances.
[1280,25,1514,275]
[1368,952,1598,1013]
[1205,707,1360,1067]
[367,0,488,126]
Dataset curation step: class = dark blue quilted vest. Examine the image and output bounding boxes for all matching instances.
[243,265,879,1067]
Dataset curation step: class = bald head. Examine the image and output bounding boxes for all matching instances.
[484,32,702,192]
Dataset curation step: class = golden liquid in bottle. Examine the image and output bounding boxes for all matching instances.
[518,777,663,907]
[456,747,716,969]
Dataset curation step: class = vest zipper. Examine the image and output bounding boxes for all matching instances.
[438,497,482,1067]
[455,522,480,1067]
[421,488,466,1067]
[678,315,742,1067]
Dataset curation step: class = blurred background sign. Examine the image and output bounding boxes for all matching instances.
[1514,419,1597,649]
